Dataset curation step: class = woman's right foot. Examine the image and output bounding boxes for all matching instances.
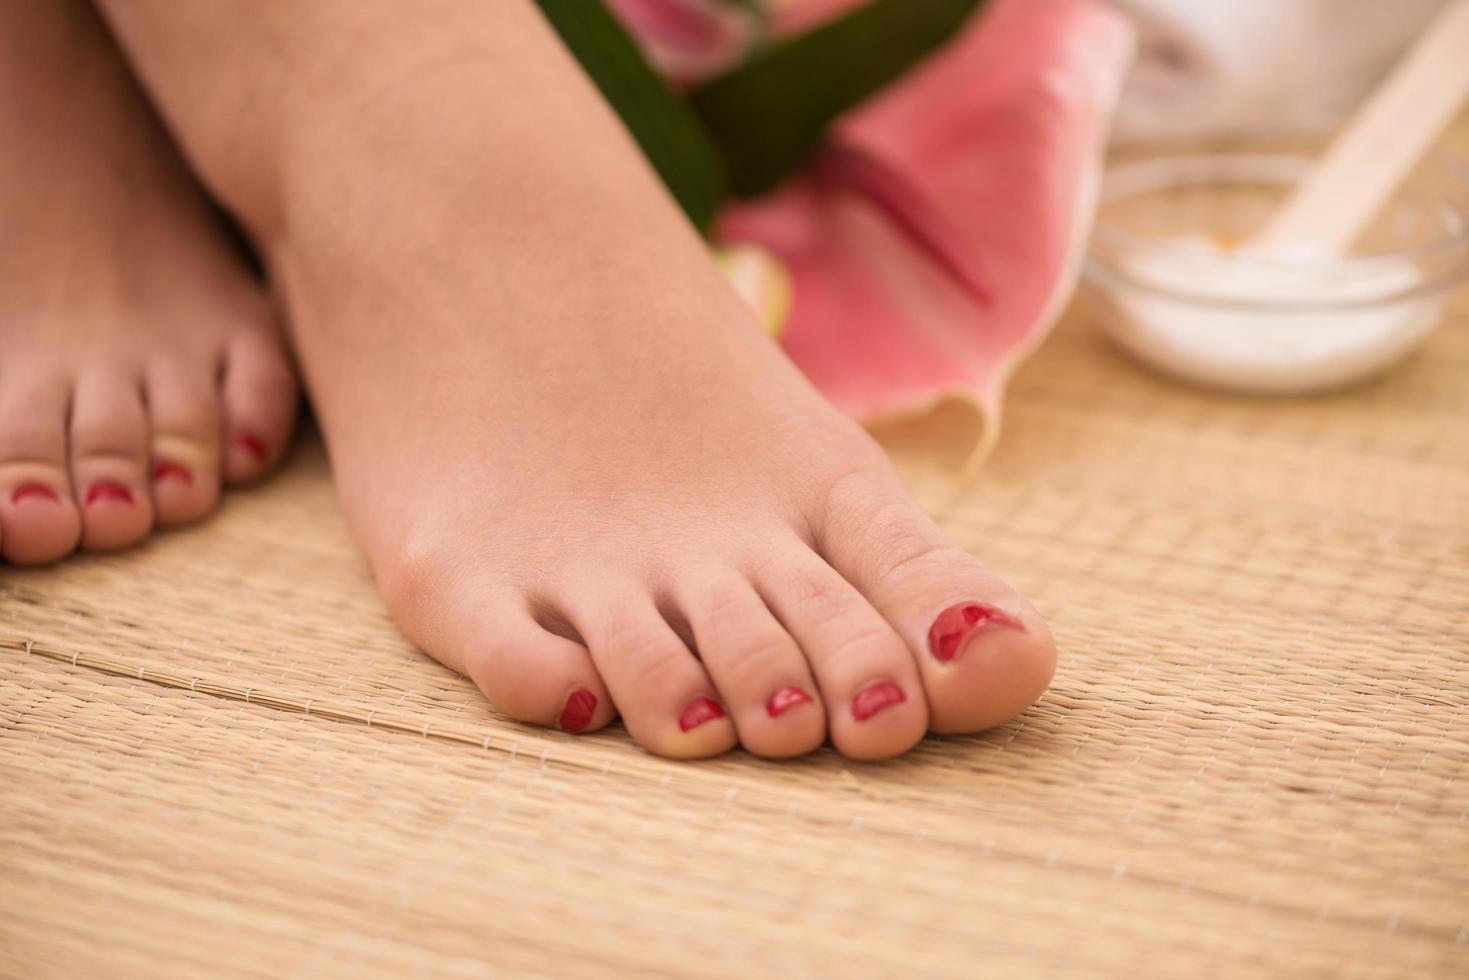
[103,0,1058,759]
[0,0,297,565]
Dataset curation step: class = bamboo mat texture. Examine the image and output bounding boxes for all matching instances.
[5,196,1469,980]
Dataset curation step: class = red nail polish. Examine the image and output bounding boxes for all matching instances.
[11,483,59,505]
[558,689,598,734]
[927,602,1023,663]
[852,681,906,722]
[151,460,194,485]
[678,696,725,732]
[234,432,267,461]
[766,686,813,718]
[85,480,134,506]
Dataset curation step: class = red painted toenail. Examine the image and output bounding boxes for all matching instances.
[766,686,813,718]
[678,697,725,732]
[234,432,267,461]
[927,602,1023,663]
[558,689,598,734]
[852,681,906,722]
[11,483,59,505]
[85,480,134,506]
[151,460,194,485]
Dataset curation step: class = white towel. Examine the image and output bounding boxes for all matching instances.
[1107,0,1448,143]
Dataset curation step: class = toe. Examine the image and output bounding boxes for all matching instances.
[457,607,614,735]
[816,469,1057,734]
[756,547,928,761]
[0,368,81,564]
[676,573,825,759]
[219,328,298,484]
[378,560,615,734]
[577,593,737,759]
[69,367,153,551]
[145,357,222,527]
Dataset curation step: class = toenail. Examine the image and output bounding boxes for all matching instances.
[151,460,194,485]
[927,602,1023,663]
[558,688,598,734]
[11,483,60,505]
[234,432,267,461]
[678,696,726,732]
[766,686,814,718]
[851,681,907,722]
[85,480,134,506]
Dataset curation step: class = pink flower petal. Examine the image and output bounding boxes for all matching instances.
[720,0,1135,468]
[604,0,756,84]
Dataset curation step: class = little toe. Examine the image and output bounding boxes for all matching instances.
[676,573,825,759]
[756,549,927,761]
[0,370,81,564]
[146,358,222,527]
[220,329,298,484]
[434,601,614,735]
[817,470,1057,735]
[69,368,153,551]
[576,593,736,759]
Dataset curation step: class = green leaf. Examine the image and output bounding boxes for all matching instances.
[534,0,729,231]
[691,0,988,197]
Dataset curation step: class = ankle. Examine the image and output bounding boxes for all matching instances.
[136,2,581,242]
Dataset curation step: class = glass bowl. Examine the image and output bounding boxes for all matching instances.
[1082,143,1469,393]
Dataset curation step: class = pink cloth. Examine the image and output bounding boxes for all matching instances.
[610,0,1135,463]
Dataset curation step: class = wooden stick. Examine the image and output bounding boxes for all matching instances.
[1254,0,1469,254]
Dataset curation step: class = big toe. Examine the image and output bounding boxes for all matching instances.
[816,469,1057,735]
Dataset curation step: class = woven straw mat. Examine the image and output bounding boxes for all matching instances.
[4,161,1468,979]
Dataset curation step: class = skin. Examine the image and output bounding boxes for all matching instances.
[0,0,298,565]
[27,0,1058,760]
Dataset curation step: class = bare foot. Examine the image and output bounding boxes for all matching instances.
[103,0,1056,759]
[0,0,297,565]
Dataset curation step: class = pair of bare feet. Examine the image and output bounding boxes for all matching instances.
[3,0,1056,760]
